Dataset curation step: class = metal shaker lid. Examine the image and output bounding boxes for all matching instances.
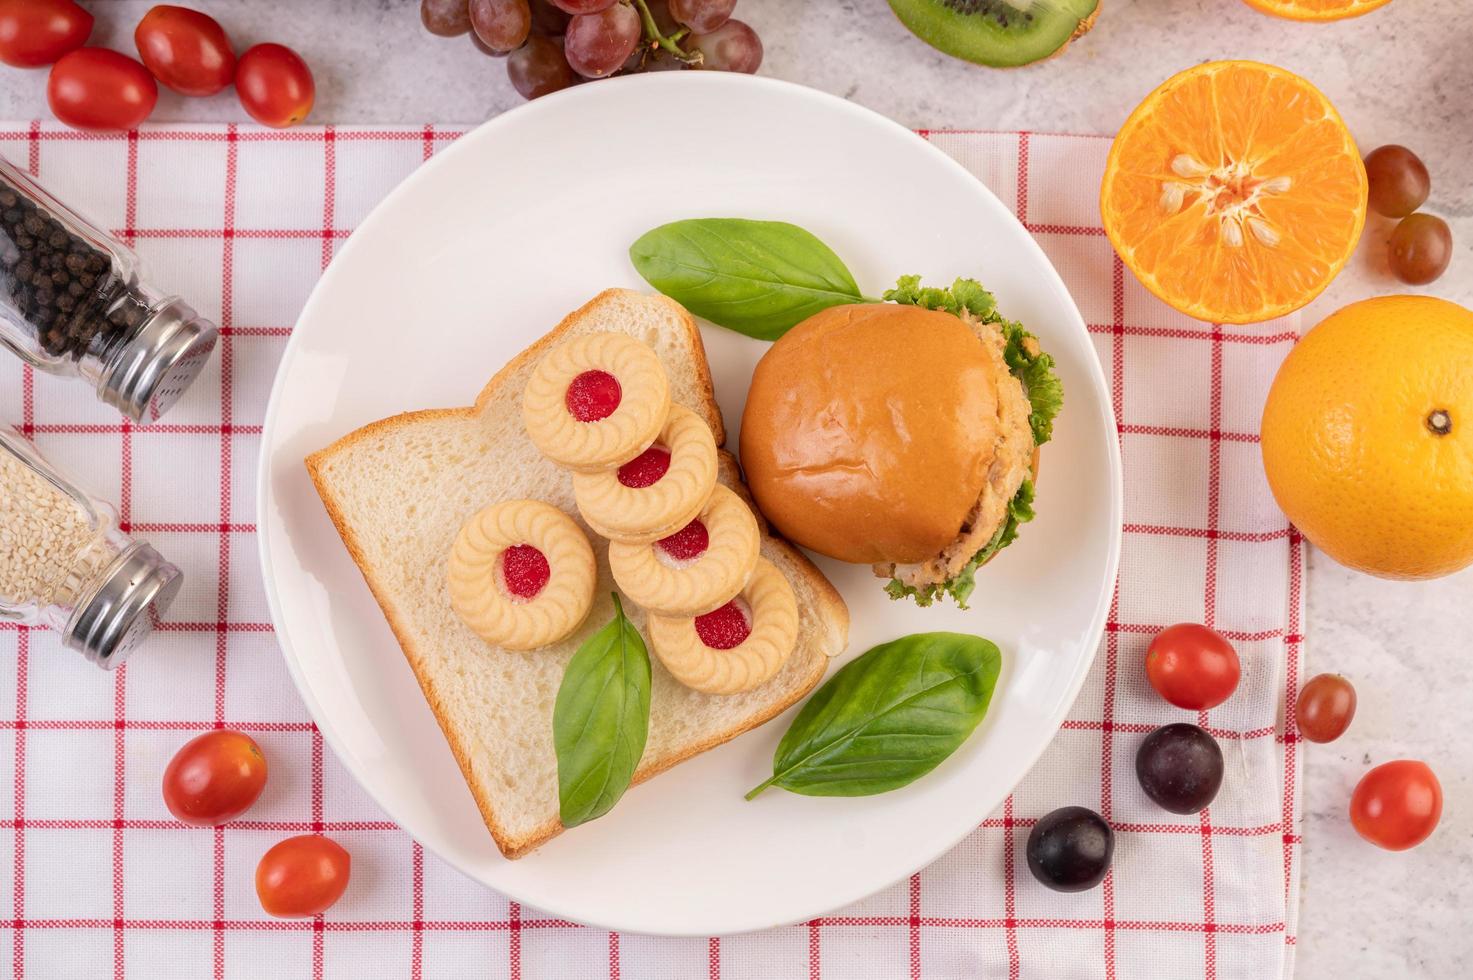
[64,543,182,669]
[97,297,219,423]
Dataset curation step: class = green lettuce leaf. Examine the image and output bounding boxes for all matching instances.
[881,274,1062,607]
[885,481,1035,609]
[884,276,1062,446]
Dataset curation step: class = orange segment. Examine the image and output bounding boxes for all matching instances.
[1240,0,1393,21]
[1100,61,1367,325]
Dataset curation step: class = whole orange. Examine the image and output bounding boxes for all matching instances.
[1261,296,1473,579]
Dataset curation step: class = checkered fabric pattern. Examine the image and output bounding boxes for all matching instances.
[0,122,1305,980]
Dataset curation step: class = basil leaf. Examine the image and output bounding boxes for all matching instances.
[630,218,872,340]
[746,632,1002,799]
[553,595,651,828]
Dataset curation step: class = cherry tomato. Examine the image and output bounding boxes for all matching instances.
[1350,760,1442,851]
[162,730,268,827]
[134,5,236,97]
[1295,673,1356,743]
[0,0,92,69]
[1145,623,1241,711]
[256,835,351,917]
[234,43,314,129]
[47,48,158,132]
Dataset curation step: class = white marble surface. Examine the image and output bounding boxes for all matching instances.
[7,1,1471,976]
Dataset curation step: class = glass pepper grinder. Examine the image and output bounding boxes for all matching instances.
[0,426,181,668]
[0,153,218,422]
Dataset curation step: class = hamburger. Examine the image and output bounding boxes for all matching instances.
[739,277,1063,608]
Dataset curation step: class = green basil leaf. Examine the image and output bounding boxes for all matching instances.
[629,218,872,340]
[746,632,1002,799]
[553,595,651,828]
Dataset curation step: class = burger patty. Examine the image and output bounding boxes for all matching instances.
[875,313,1036,589]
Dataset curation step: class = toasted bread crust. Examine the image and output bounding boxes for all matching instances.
[305,291,844,858]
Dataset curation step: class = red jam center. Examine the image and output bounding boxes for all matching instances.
[617,446,671,488]
[694,600,751,650]
[501,544,550,599]
[565,370,622,422]
[656,520,709,561]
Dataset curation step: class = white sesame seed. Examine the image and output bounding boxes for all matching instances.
[0,448,116,609]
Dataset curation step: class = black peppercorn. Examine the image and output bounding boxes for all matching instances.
[0,175,130,364]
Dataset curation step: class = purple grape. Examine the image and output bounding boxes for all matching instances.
[1388,213,1453,285]
[688,19,761,73]
[548,0,617,12]
[645,0,680,35]
[469,0,531,53]
[508,35,578,99]
[1026,806,1114,893]
[670,0,735,34]
[1135,723,1223,815]
[422,0,473,37]
[530,0,573,35]
[565,4,641,78]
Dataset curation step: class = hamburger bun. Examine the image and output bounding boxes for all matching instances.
[740,303,1029,570]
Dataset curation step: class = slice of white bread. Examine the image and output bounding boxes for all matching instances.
[305,289,849,858]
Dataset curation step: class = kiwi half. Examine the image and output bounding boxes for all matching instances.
[888,0,1101,69]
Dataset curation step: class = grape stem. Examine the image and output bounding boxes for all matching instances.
[630,0,703,65]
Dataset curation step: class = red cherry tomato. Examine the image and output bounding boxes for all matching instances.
[134,4,236,97]
[1350,760,1442,851]
[1295,673,1356,743]
[47,48,158,132]
[234,43,314,128]
[1145,623,1241,711]
[0,0,92,68]
[161,730,268,827]
[256,835,351,917]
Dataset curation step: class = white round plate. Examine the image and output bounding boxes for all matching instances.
[259,73,1121,937]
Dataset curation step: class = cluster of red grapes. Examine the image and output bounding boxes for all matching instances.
[420,0,762,101]
[1364,144,1454,286]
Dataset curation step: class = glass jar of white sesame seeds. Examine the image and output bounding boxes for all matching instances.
[0,426,181,668]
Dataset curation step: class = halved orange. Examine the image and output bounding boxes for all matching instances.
[1241,0,1393,21]
[1100,61,1367,324]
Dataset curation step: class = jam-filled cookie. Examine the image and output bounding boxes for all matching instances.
[573,404,718,543]
[647,557,798,695]
[608,483,759,617]
[448,499,595,651]
[521,332,671,473]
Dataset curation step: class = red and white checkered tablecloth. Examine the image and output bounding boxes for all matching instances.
[0,121,1305,980]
